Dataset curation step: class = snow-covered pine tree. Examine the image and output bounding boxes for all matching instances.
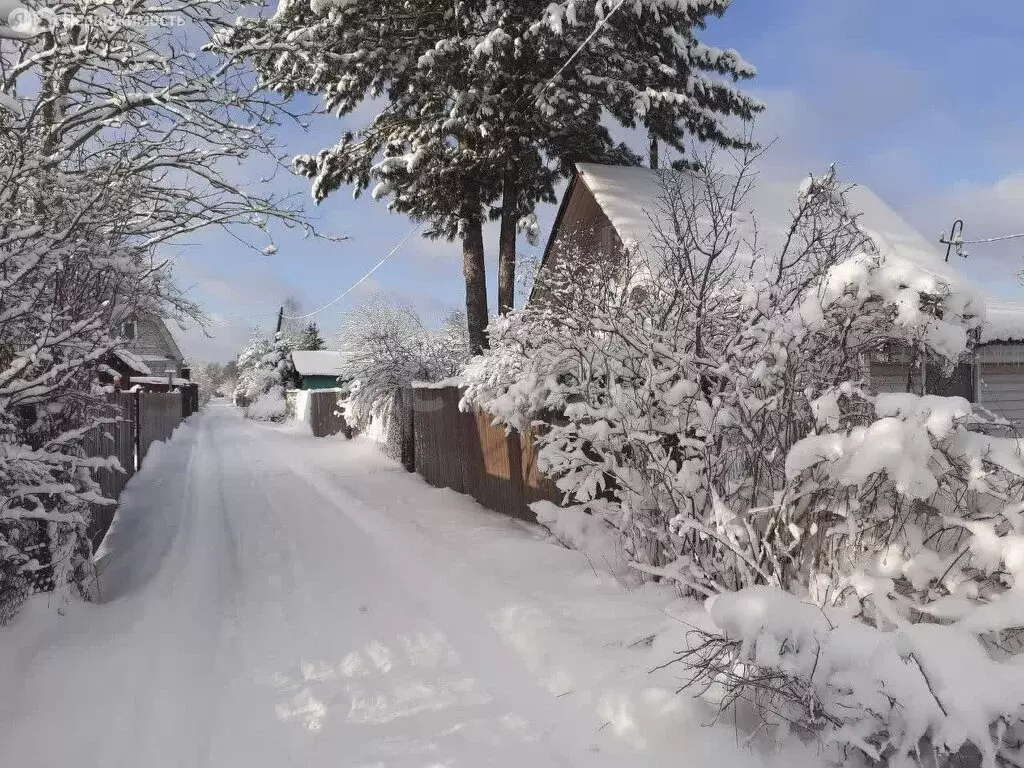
[296,322,327,351]
[217,0,760,348]
[235,331,298,420]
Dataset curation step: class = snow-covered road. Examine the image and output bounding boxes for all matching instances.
[0,406,809,768]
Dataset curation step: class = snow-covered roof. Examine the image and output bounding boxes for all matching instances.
[112,348,151,375]
[292,350,348,377]
[573,163,982,309]
[130,376,190,386]
[981,302,1024,344]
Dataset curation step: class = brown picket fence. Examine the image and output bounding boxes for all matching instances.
[83,392,138,547]
[410,385,560,522]
[82,389,193,547]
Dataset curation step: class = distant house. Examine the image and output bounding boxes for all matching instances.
[536,163,1024,424]
[115,311,187,382]
[291,350,348,390]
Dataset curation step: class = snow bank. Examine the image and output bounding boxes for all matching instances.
[531,500,634,584]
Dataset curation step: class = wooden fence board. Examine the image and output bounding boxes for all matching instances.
[138,391,182,464]
[411,385,559,522]
[519,427,562,509]
[309,391,349,438]
[84,392,138,547]
[181,384,200,419]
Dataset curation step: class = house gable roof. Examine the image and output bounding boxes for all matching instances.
[536,162,1001,335]
[573,162,974,291]
[153,316,184,362]
[292,350,347,377]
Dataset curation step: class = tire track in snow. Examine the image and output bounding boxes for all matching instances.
[271,440,634,767]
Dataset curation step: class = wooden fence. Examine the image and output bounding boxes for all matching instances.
[410,385,560,522]
[83,392,138,547]
[308,390,350,438]
[82,390,191,547]
[181,384,200,419]
[138,391,183,461]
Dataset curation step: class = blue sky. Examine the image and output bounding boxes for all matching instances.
[175,0,1024,361]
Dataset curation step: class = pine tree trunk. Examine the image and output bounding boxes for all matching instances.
[461,217,489,354]
[497,174,518,315]
[649,132,659,169]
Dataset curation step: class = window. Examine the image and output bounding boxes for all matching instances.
[118,320,137,340]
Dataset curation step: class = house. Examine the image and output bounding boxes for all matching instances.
[976,303,1024,424]
[115,311,187,382]
[96,347,150,390]
[536,163,1024,423]
[291,350,348,390]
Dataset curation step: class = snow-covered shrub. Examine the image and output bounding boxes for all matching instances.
[1,0,317,616]
[247,387,288,422]
[683,574,1024,768]
[234,332,298,420]
[337,297,469,430]
[466,154,982,593]
[463,153,1021,765]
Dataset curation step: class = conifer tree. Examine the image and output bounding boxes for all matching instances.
[219,0,760,349]
[296,322,327,351]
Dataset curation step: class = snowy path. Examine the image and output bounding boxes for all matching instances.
[0,406,809,768]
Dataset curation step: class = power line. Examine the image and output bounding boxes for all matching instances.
[282,222,424,320]
[533,0,629,105]
[960,232,1024,245]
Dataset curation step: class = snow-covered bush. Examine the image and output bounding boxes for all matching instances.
[466,155,981,591]
[337,298,469,429]
[234,332,297,420]
[247,387,288,422]
[463,153,1022,765]
[1,0,315,615]
[683,573,1024,768]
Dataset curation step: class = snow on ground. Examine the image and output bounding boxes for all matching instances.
[0,405,820,767]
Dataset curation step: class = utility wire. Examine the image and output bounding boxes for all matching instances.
[533,0,629,105]
[282,223,424,320]
[959,232,1024,245]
